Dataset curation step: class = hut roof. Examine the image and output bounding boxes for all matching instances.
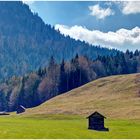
[18,105,26,109]
[87,111,106,119]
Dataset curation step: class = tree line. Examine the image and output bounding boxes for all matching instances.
[0,49,140,111]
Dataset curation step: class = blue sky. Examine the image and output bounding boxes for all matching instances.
[27,1,140,51]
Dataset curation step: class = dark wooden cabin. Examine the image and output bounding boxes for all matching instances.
[87,111,109,131]
[0,111,10,115]
[16,105,26,114]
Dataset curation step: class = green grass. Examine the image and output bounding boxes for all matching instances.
[0,115,140,139]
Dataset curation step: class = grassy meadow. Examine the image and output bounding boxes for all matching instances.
[1,74,140,139]
[0,115,140,139]
[26,74,140,119]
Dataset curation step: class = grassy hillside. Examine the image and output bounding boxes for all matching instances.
[0,73,140,138]
[25,73,140,119]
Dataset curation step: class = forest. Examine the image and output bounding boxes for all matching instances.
[0,1,117,79]
[0,49,140,111]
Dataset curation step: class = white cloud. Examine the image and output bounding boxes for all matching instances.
[89,4,114,19]
[55,24,140,51]
[119,1,140,15]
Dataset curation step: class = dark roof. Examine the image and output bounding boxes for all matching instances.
[87,111,106,119]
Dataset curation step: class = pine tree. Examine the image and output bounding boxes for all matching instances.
[59,59,67,93]
[18,76,25,106]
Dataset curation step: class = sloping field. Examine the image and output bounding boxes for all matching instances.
[25,73,140,119]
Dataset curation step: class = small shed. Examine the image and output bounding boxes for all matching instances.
[87,111,109,131]
[16,105,26,114]
[0,111,10,115]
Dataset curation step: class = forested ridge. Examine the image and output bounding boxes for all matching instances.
[0,1,117,79]
[0,50,140,111]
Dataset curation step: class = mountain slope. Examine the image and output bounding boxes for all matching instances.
[0,1,117,79]
[25,73,140,119]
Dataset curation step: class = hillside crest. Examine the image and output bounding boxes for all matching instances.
[25,73,140,119]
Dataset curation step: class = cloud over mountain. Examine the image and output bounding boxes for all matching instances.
[55,24,140,51]
[89,4,114,19]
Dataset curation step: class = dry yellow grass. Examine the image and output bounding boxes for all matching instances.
[25,73,140,119]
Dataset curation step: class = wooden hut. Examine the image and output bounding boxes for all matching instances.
[87,111,109,131]
[16,105,26,114]
[0,111,9,115]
